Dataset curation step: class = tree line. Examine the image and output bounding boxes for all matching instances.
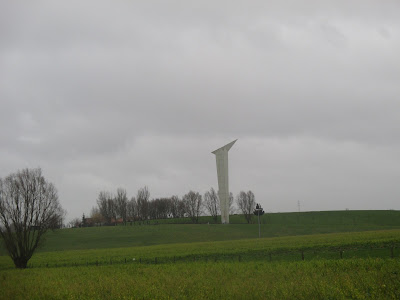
[74,187,257,226]
[0,167,258,269]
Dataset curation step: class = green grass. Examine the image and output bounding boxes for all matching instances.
[1,210,400,299]
[1,259,400,300]
[1,210,398,255]
[1,229,399,270]
[1,231,400,300]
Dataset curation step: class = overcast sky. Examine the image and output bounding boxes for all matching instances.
[1,1,399,220]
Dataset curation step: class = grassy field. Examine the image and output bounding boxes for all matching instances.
[0,229,399,270]
[1,210,398,255]
[1,230,400,299]
[1,210,400,299]
[1,259,399,299]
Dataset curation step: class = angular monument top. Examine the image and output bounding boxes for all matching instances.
[212,139,237,154]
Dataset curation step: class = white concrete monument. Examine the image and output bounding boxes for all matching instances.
[212,139,237,224]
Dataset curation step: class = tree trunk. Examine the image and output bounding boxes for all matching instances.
[13,257,28,269]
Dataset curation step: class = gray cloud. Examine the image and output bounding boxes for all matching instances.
[1,0,400,219]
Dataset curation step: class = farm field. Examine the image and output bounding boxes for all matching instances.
[1,210,399,254]
[1,229,400,270]
[1,229,400,299]
[1,210,400,299]
[1,259,400,300]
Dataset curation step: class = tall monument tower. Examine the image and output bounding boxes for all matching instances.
[212,139,237,224]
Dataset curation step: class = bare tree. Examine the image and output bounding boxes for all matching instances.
[148,199,158,220]
[68,217,81,228]
[152,198,171,219]
[97,191,115,224]
[229,192,236,215]
[90,207,104,226]
[236,190,256,224]
[177,199,187,218]
[52,208,67,229]
[136,186,150,221]
[169,195,180,218]
[204,187,219,222]
[127,197,137,222]
[115,188,128,225]
[168,195,186,218]
[109,197,117,224]
[183,191,202,223]
[0,168,63,269]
